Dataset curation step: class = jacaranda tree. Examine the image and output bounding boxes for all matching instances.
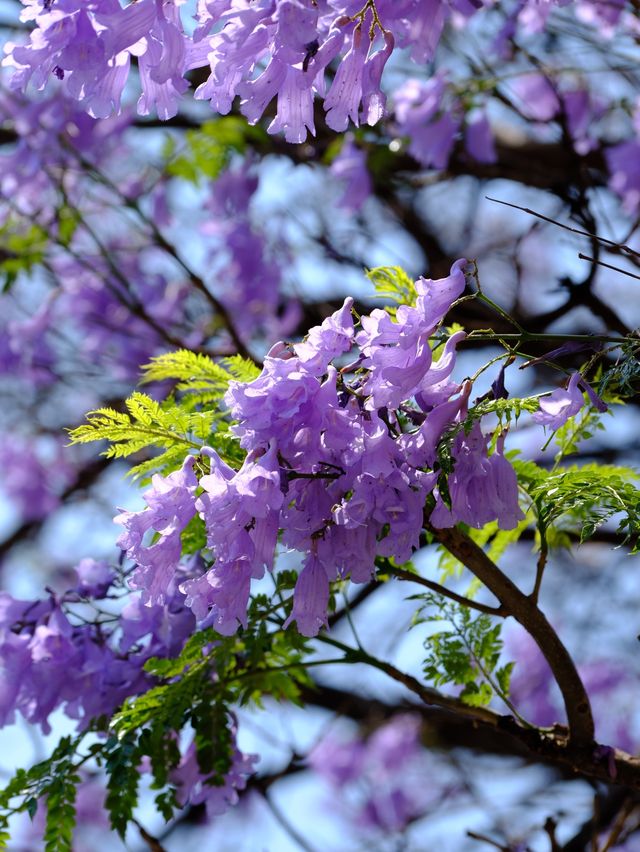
[1,1,640,849]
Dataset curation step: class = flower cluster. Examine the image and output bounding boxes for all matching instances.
[115,259,603,638]
[114,260,608,639]
[5,0,625,143]
[0,562,257,814]
[202,165,301,342]
[309,714,441,833]
[0,568,195,732]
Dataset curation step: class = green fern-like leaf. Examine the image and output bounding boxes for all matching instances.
[221,354,262,384]
[515,460,640,549]
[141,350,231,388]
[419,597,513,710]
[104,734,141,838]
[43,769,78,852]
[366,266,417,312]
[68,392,203,465]
[140,350,261,410]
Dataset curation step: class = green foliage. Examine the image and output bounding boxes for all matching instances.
[104,734,141,837]
[515,459,640,550]
[0,219,48,292]
[598,341,640,398]
[140,349,260,409]
[0,735,84,848]
[551,404,607,463]
[143,627,218,680]
[417,596,513,709]
[55,204,81,248]
[43,768,79,852]
[472,396,540,427]
[0,614,314,847]
[60,349,260,478]
[67,391,205,478]
[163,118,266,184]
[366,265,417,312]
[68,348,259,478]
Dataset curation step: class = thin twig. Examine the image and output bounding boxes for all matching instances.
[71,150,259,364]
[486,197,640,259]
[467,829,510,850]
[544,817,561,852]
[386,565,505,616]
[578,254,640,282]
[599,798,636,852]
[263,792,319,852]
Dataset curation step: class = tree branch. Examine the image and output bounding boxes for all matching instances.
[426,522,595,745]
[385,564,505,616]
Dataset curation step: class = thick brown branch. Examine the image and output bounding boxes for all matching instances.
[427,523,595,745]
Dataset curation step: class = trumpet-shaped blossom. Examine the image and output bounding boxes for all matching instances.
[115,456,198,606]
[108,261,543,637]
[431,428,525,531]
[284,552,331,637]
[533,372,606,429]
[295,297,355,374]
[172,724,259,818]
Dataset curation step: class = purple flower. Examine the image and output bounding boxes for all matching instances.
[73,558,115,598]
[136,2,189,121]
[409,113,460,169]
[309,713,432,834]
[532,372,594,429]
[510,73,560,122]
[465,112,497,163]
[431,426,525,531]
[284,552,330,637]
[358,308,434,409]
[563,89,603,154]
[295,297,355,375]
[355,261,466,411]
[196,443,284,581]
[324,25,393,132]
[194,6,273,114]
[400,381,472,468]
[225,351,322,452]
[330,138,372,211]
[392,75,461,169]
[606,141,640,213]
[360,29,394,127]
[401,0,447,62]
[415,259,467,331]
[393,75,446,127]
[200,558,255,634]
[171,722,258,818]
[324,24,368,131]
[115,455,198,606]
[0,434,74,522]
[308,733,366,785]
[415,329,466,410]
[266,64,316,143]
